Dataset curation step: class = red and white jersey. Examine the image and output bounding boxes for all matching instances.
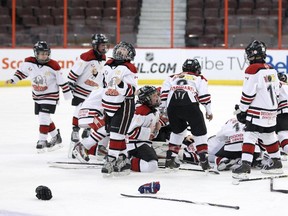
[11,57,72,105]
[68,49,106,100]
[160,72,212,114]
[277,81,288,114]
[127,104,160,148]
[79,88,104,117]
[102,59,138,116]
[239,63,279,127]
[208,118,245,157]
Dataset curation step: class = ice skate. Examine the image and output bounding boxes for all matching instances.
[101,155,116,176]
[165,150,180,170]
[81,128,91,139]
[71,127,80,142]
[96,145,108,161]
[261,158,283,174]
[36,140,48,153]
[113,154,131,175]
[198,152,211,171]
[47,129,63,152]
[72,142,90,163]
[232,161,251,179]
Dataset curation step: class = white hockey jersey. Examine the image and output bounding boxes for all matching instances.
[277,81,288,114]
[11,57,72,105]
[160,72,212,115]
[239,63,279,127]
[68,49,106,99]
[208,118,245,157]
[102,59,138,116]
[127,104,160,150]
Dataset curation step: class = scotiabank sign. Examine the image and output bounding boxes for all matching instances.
[1,48,288,82]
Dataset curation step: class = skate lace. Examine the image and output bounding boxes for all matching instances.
[72,132,80,140]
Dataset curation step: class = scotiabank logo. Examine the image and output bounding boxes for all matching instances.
[1,57,76,70]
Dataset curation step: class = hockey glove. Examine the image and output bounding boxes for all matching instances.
[138,181,160,194]
[234,104,246,124]
[35,185,53,200]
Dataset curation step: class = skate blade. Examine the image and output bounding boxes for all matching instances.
[232,173,249,180]
[47,144,64,152]
[164,167,179,173]
[37,148,46,154]
[261,168,284,175]
[113,170,130,177]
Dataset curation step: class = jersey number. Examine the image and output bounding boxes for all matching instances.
[267,84,275,106]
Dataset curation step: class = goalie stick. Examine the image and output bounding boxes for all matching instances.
[232,174,288,185]
[120,193,240,210]
[270,178,288,194]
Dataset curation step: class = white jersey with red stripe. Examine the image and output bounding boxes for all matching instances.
[239,63,279,127]
[278,81,288,114]
[11,57,72,105]
[208,118,245,157]
[102,59,138,117]
[68,49,106,99]
[160,72,212,115]
[127,104,160,150]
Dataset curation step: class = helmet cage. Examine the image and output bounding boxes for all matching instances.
[278,72,287,83]
[112,41,136,61]
[245,40,267,62]
[138,86,160,108]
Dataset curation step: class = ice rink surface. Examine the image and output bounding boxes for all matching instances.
[1,86,288,216]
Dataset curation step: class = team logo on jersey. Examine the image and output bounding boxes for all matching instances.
[264,74,276,82]
[91,67,98,75]
[32,75,48,91]
[145,52,154,62]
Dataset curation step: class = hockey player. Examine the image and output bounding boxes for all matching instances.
[276,72,288,154]
[208,118,262,171]
[233,40,283,178]
[6,41,72,153]
[160,59,213,171]
[68,34,108,149]
[71,88,108,162]
[101,41,137,175]
[127,86,161,172]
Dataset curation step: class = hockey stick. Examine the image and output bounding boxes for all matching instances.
[48,161,104,166]
[270,178,288,194]
[158,166,220,174]
[232,174,288,185]
[120,193,240,210]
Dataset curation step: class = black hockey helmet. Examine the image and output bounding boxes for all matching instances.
[112,41,136,61]
[278,72,287,83]
[245,40,267,62]
[91,33,109,54]
[33,41,51,64]
[138,85,160,108]
[182,59,201,74]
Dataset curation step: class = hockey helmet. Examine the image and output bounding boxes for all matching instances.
[33,41,51,64]
[182,59,201,74]
[91,33,109,54]
[112,41,136,61]
[278,72,287,83]
[138,86,161,108]
[245,40,267,62]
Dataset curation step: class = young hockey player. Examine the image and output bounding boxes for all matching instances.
[160,59,213,171]
[6,41,72,153]
[68,34,108,149]
[127,86,161,172]
[233,40,283,178]
[101,41,138,175]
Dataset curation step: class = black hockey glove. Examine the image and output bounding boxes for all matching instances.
[234,104,246,124]
[35,185,53,200]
